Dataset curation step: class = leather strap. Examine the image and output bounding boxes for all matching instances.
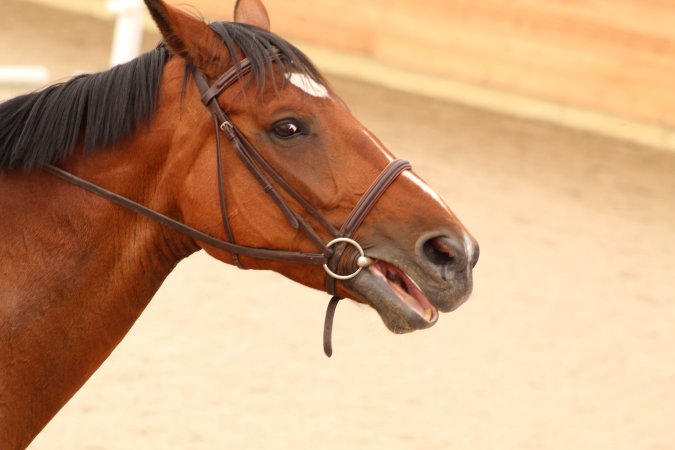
[43,164,326,265]
[213,115,243,268]
[323,296,341,357]
[324,159,412,296]
[199,50,282,106]
[341,159,411,237]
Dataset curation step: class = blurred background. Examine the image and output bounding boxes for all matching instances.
[2,0,674,449]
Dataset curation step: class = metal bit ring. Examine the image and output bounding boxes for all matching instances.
[323,237,372,281]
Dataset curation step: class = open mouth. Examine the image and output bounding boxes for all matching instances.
[370,260,438,323]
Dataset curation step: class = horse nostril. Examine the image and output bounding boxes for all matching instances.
[423,236,459,268]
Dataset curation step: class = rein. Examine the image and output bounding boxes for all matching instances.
[45,52,411,357]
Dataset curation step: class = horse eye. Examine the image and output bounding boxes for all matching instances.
[272,120,303,139]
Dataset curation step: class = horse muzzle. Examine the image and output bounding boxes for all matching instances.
[347,230,478,333]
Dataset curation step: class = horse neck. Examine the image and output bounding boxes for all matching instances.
[0,59,200,448]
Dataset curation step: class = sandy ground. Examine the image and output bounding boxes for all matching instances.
[2,1,675,449]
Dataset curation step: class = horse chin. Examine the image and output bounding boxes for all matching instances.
[349,259,471,334]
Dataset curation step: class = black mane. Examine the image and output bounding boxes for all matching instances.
[0,47,168,171]
[0,22,324,171]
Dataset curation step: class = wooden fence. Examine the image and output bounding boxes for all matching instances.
[196,0,675,148]
[18,0,675,149]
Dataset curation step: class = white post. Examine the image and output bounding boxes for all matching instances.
[107,0,145,67]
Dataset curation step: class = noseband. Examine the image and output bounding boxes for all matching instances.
[45,51,411,357]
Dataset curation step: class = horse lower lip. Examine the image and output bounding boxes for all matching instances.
[371,261,437,322]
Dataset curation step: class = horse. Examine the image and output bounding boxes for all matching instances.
[0,0,478,447]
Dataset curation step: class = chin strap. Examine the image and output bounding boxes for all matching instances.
[323,296,342,357]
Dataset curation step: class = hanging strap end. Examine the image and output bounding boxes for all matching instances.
[323,296,342,358]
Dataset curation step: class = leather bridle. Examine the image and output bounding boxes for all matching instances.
[45,51,412,356]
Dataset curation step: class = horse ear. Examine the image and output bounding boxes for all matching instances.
[143,0,222,75]
[234,0,271,31]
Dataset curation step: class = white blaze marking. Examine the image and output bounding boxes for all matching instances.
[463,233,475,267]
[288,73,330,98]
[404,171,475,263]
[362,129,394,162]
[402,171,448,211]
[361,129,448,210]
[362,119,474,258]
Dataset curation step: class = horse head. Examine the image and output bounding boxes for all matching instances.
[142,0,478,334]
